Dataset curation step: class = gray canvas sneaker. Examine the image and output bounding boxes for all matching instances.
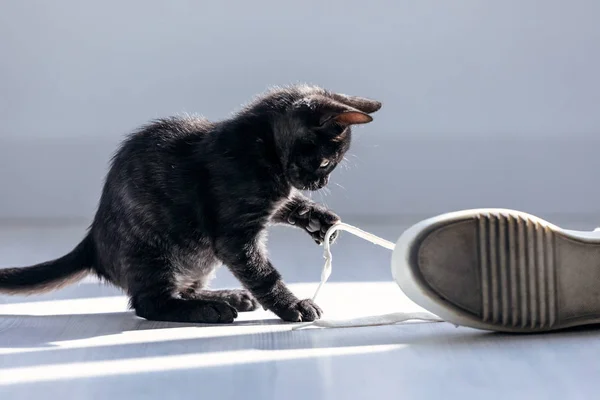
[392,209,600,333]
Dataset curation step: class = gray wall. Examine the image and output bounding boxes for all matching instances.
[1,1,599,221]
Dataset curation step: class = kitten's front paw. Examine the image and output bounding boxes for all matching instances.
[289,205,341,245]
[274,299,323,322]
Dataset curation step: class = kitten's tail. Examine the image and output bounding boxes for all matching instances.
[0,234,94,295]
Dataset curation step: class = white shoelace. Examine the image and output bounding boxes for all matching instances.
[292,222,443,330]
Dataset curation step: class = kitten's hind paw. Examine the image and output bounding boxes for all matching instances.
[133,297,238,324]
[200,301,238,323]
[197,289,259,312]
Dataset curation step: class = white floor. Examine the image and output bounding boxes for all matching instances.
[2,220,600,399]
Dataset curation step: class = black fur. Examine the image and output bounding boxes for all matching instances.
[0,85,381,323]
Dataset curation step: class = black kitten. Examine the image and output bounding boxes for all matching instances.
[0,85,381,323]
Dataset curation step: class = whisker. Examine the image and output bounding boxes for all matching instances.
[345,155,360,169]
[319,191,330,208]
[333,182,346,191]
[340,158,350,171]
[339,157,354,172]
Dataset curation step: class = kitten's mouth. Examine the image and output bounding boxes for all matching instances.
[304,177,329,191]
[289,166,329,191]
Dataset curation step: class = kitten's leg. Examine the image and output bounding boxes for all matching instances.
[272,194,341,245]
[193,289,259,312]
[215,230,322,322]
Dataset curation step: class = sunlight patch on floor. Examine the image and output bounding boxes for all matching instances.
[0,344,407,386]
[0,282,426,356]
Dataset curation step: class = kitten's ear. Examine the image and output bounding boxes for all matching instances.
[329,93,382,114]
[311,96,374,127]
[318,108,373,127]
[333,111,373,125]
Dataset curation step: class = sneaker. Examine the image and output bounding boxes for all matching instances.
[392,209,600,333]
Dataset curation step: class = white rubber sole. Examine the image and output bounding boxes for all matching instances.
[392,209,600,333]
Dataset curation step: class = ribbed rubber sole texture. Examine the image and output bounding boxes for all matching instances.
[477,214,557,330]
[393,209,600,333]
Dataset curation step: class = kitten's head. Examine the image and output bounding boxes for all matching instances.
[254,85,381,191]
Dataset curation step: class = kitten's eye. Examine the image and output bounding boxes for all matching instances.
[319,159,330,168]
